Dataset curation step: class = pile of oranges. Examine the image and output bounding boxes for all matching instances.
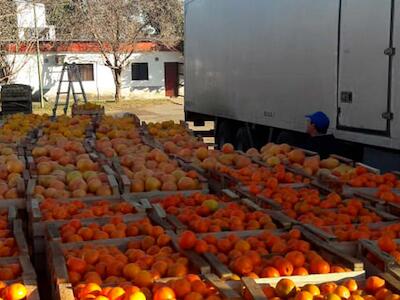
[178,229,349,278]
[323,223,400,242]
[40,115,91,141]
[226,164,307,193]
[59,217,165,243]
[248,276,390,300]
[39,199,136,221]
[293,199,383,227]
[0,113,47,143]
[74,273,222,300]
[0,210,18,258]
[375,235,400,264]
[0,145,25,200]
[375,185,400,204]
[157,193,277,233]
[347,169,400,189]
[251,186,383,227]
[95,116,143,158]
[0,262,22,281]
[147,121,208,163]
[64,235,192,288]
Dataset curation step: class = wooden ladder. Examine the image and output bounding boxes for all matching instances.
[52,63,87,117]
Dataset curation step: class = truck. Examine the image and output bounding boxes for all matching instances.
[184,0,400,171]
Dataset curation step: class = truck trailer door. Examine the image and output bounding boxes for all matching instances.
[338,0,393,133]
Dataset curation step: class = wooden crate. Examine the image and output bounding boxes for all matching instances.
[148,191,293,234]
[45,212,164,244]
[302,221,400,255]
[359,239,400,280]
[7,219,29,257]
[48,235,212,299]
[55,273,240,300]
[49,234,211,283]
[0,174,27,209]
[71,104,105,117]
[112,157,209,197]
[187,226,364,280]
[0,255,37,281]
[350,190,400,216]
[236,271,400,300]
[27,195,147,254]
[26,172,120,203]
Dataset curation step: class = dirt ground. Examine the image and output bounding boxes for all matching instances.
[32,97,185,123]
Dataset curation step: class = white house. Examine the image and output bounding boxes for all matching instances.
[15,1,55,41]
[6,0,184,100]
[10,42,184,100]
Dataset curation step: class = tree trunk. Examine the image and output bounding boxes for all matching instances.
[113,67,122,102]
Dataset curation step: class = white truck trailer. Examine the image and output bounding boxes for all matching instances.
[184,0,400,171]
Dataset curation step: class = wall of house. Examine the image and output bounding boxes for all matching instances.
[9,51,184,101]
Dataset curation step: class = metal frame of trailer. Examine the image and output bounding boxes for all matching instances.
[184,0,400,167]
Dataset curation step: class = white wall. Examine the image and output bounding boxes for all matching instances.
[16,1,47,28]
[8,51,184,100]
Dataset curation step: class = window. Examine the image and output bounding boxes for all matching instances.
[70,64,94,81]
[131,63,149,81]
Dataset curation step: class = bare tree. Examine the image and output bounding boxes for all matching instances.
[71,0,183,102]
[0,0,35,84]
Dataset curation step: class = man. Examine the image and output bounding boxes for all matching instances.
[303,111,336,158]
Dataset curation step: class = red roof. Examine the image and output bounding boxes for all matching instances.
[4,41,175,53]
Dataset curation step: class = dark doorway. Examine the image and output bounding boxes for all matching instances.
[164,62,178,97]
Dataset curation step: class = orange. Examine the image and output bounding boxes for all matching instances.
[157,234,172,246]
[375,288,392,300]
[134,270,154,288]
[233,256,253,275]
[335,286,350,299]
[5,283,27,300]
[349,296,364,300]
[292,267,308,276]
[126,291,147,300]
[285,251,305,267]
[260,266,280,278]
[191,280,208,295]
[386,295,400,300]
[141,236,156,251]
[326,293,341,300]
[194,240,208,254]
[377,236,397,253]
[167,262,188,277]
[179,231,197,250]
[122,263,141,280]
[183,291,203,300]
[274,259,293,276]
[171,278,192,297]
[108,287,125,300]
[79,283,102,298]
[320,283,337,295]
[331,265,345,273]
[153,286,176,300]
[302,284,320,296]
[343,279,358,292]
[365,276,386,292]
[82,249,100,265]
[295,291,313,300]
[309,259,330,274]
[275,279,296,298]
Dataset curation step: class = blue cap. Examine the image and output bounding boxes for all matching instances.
[306,111,330,131]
